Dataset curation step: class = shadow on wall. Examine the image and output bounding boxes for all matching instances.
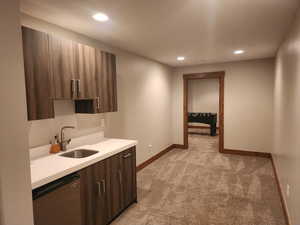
[28,100,105,148]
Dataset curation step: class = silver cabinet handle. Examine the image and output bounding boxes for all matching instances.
[97,180,106,197]
[97,181,101,197]
[96,97,100,110]
[123,153,132,159]
[101,179,106,194]
[71,79,76,99]
[76,79,81,98]
[118,170,122,185]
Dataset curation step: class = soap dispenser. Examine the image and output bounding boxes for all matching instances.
[50,135,61,154]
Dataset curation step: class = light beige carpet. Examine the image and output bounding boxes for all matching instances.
[111,134,286,225]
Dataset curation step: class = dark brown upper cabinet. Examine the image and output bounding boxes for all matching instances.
[76,43,97,99]
[75,51,117,114]
[48,34,78,99]
[96,50,118,113]
[22,26,55,121]
[48,35,99,100]
[22,26,118,120]
[48,33,117,106]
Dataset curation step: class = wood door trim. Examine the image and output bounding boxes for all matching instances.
[223,149,271,158]
[137,144,174,172]
[172,144,186,149]
[183,71,225,152]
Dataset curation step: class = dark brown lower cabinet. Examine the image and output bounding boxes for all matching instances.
[121,148,137,208]
[80,165,97,225]
[94,160,110,225]
[109,147,137,219]
[109,152,124,218]
[80,146,137,225]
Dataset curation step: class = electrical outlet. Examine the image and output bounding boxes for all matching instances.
[287,184,290,198]
[148,144,153,152]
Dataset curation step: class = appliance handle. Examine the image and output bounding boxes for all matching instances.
[101,179,106,194]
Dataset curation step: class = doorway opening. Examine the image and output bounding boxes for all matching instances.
[183,71,225,152]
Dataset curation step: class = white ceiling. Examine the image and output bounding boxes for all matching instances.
[20,0,300,67]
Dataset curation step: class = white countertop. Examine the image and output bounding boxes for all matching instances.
[30,138,137,190]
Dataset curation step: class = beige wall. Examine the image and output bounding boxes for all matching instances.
[188,79,219,126]
[273,8,300,224]
[28,101,105,147]
[104,54,173,165]
[0,1,34,225]
[22,14,173,165]
[172,59,274,153]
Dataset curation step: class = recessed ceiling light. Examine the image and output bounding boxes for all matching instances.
[92,13,109,22]
[234,50,245,55]
[177,56,185,61]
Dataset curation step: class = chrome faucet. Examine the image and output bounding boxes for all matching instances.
[59,126,75,151]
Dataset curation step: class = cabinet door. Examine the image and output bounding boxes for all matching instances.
[122,147,137,207]
[22,26,54,121]
[108,153,124,219]
[94,160,110,225]
[80,166,96,225]
[76,43,97,99]
[95,50,118,113]
[49,35,77,99]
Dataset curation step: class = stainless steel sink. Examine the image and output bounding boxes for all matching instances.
[59,149,98,158]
